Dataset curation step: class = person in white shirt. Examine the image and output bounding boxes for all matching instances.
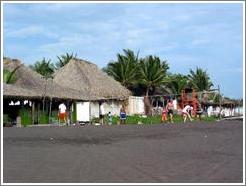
[182,105,193,123]
[58,103,67,124]
[99,101,105,125]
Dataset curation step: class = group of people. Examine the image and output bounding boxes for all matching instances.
[58,100,203,126]
[100,102,127,125]
[161,99,200,123]
[58,102,127,126]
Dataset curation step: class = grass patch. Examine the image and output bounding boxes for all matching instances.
[103,114,218,125]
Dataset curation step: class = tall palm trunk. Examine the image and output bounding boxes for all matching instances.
[144,86,151,116]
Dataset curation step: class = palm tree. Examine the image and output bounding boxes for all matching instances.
[103,49,139,89]
[55,52,77,69]
[188,67,213,91]
[3,65,22,84]
[167,73,188,95]
[139,55,169,115]
[3,57,23,84]
[139,55,169,97]
[30,58,55,78]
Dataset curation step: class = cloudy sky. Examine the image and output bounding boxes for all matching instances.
[3,2,244,99]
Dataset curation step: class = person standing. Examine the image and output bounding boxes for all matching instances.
[58,102,67,125]
[196,104,203,121]
[182,104,193,123]
[108,111,112,125]
[166,99,174,123]
[120,106,127,124]
[99,101,105,125]
[161,107,167,123]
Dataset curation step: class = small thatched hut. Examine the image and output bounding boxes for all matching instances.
[53,58,131,100]
[53,58,131,121]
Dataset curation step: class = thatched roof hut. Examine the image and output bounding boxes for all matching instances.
[3,83,42,99]
[53,58,131,100]
[3,59,90,100]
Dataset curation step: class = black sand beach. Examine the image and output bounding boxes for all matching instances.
[3,120,243,183]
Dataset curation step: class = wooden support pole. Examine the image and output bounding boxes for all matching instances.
[37,102,40,124]
[49,98,52,124]
[218,85,222,119]
[32,101,35,125]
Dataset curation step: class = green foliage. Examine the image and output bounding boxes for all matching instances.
[3,114,11,123]
[139,55,169,96]
[167,73,188,95]
[19,108,32,127]
[202,115,218,122]
[39,111,49,124]
[3,65,22,84]
[3,114,12,127]
[3,69,16,84]
[72,103,77,123]
[103,49,139,88]
[92,117,100,123]
[188,67,213,91]
[56,52,77,69]
[29,58,54,78]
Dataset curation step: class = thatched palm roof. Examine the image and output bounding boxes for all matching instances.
[4,59,45,90]
[3,59,90,100]
[53,58,131,100]
[3,83,42,99]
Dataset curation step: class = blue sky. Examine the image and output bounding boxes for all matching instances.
[3,2,244,99]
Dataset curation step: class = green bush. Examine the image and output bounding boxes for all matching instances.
[72,104,77,123]
[92,117,100,123]
[39,111,49,124]
[19,108,32,127]
[3,114,12,127]
[3,114,11,123]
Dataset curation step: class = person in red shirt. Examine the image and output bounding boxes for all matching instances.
[161,107,167,123]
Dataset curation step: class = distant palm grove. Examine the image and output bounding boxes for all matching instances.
[4,49,214,97]
[102,49,213,97]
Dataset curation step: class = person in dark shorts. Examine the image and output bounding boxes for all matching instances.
[166,99,174,123]
[196,104,203,121]
[120,106,127,124]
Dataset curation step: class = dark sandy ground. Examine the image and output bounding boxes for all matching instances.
[3,120,243,183]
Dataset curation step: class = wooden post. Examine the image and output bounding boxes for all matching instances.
[37,102,40,124]
[89,101,92,125]
[218,85,222,119]
[32,101,35,125]
[49,98,52,124]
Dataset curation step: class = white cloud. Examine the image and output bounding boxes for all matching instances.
[5,25,58,38]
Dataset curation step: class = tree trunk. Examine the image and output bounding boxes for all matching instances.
[144,87,151,116]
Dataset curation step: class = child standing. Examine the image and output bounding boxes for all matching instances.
[108,111,112,125]
[161,107,167,123]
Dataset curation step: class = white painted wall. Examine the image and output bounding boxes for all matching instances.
[76,100,124,121]
[76,102,90,122]
[128,96,145,115]
[90,102,99,118]
[104,100,122,116]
